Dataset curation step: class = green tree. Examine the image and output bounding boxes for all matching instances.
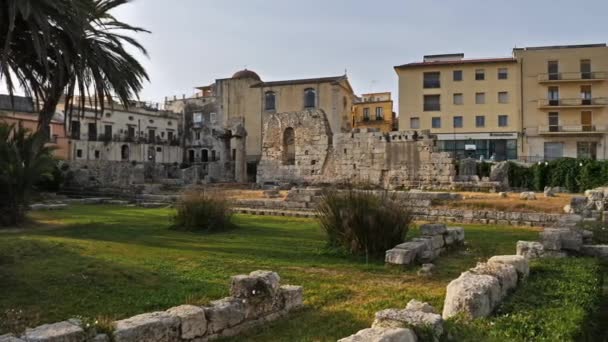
[0,123,56,226]
[0,0,149,136]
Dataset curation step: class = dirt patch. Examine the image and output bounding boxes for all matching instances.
[437,192,575,214]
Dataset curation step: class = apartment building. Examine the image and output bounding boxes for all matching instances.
[395,54,520,161]
[514,44,608,160]
[351,92,396,133]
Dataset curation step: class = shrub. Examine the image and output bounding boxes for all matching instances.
[578,221,608,244]
[508,158,608,192]
[476,162,492,178]
[171,190,233,232]
[34,164,64,192]
[446,257,603,341]
[317,189,412,260]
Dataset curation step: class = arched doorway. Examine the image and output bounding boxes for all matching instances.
[282,127,295,165]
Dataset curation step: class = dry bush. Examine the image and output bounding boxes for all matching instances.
[171,190,234,232]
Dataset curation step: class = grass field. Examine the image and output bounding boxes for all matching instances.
[0,205,546,340]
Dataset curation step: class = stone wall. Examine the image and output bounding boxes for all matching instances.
[385,224,465,266]
[256,109,456,188]
[1,271,302,342]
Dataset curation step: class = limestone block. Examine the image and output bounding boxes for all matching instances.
[498,192,508,198]
[444,233,454,245]
[113,312,179,342]
[543,187,556,197]
[469,262,517,298]
[580,245,608,260]
[91,334,109,342]
[166,305,207,340]
[405,299,438,314]
[540,229,562,251]
[424,235,445,250]
[23,321,85,342]
[442,272,501,319]
[0,334,25,342]
[280,285,303,311]
[516,241,544,259]
[385,249,416,265]
[446,227,465,244]
[488,255,529,280]
[419,223,447,236]
[560,230,583,251]
[204,298,246,334]
[417,263,435,277]
[395,241,428,255]
[373,308,443,338]
[519,192,537,200]
[585,189,604,201]
[230,270,281,299]
[338,327,417,342]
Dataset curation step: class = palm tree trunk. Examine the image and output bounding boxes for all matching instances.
[37,87,64,139]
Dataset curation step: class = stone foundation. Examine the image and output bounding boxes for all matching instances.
[385,224,465,266]
[4,271,302,342]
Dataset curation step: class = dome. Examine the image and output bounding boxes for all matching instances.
[231,69,261,81]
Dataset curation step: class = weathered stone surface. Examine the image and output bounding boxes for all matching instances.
[385,248,416,265]
[498,192,508,198]
[23,321,85,342]
[419,223,447,236]
[516,241,544,259]
[280,285,303,311]
[394,241,427,255]
[581,245,608,260]
[540,228,563,251]
[91,334,109,342]
[570,196,588,213]
[230,270,281,299]
[543,187,556,198]
[338,327,417,342]
[29,203,68,211]
[166,305,206,340]
[560,230,583,251]
[490,161,509,185]
[373,308,443,339]
[405,299,437,314]
[417,263,435,277]
[113,311,179,342]
[469,262,517,298]
[0,334,25,342]
[446,227,465,244]
[424,235,445,249]
[204,298,246,334]
[519,192,537,200]
[488,255,529,280]
[442,272,501,319]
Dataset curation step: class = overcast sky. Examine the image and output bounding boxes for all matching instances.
[9,0,608,108]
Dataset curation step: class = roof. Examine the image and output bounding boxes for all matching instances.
[232,69,262,81]
[250,75,347,88]
[394,57,517,69]
[0,94,35,112]
[513,43,606,51]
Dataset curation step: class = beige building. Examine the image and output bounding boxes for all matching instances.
[514,44,608,160]
[395,54,520,160]
[351,92,396,133]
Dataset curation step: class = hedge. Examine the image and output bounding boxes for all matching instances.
[446,257,604,341]
[507,158,608,192]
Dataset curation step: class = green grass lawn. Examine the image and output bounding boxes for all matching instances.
[0,204,541,340]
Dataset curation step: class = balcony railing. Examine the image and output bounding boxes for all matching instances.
[538,97,608,108]
[538,125,607,134]
[538,71,608,82]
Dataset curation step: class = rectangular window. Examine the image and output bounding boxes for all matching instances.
[363,108,370,121]
[581,85,592,104]
[423,72,441,88]
[104,125,112,140]
[76,149,83,158]
[148,129,156,143]
[548,61,559,80]
[475,92,486,104]
[88,123,97,141]
[498,91,509,104]
[581,111,593,131]
[577,142,597,159]
[475,69,485,81]
[375,107,384,120]
[94,150,100,159]
[431,117,441,128]
[423,95,440,111]
[410,117,420,129]
[167,131,174,141]
[210,112,217,123]
[498,68,508,80]
[453,93,463,105]
[581,59,592,79]
[70,121,81,139]
[498,115,508,127]
[193,112,203,124]
[195,131,201,140]
[548,112,559,132]
[453,116,463,128]
[544,142,564,160]
[453,70,463,81]
[127,126,135,139]
[548,86,560,105]
[475,115,485,128]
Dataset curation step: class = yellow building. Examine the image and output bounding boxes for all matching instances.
[514,44,608,160]
[351,92,396,132]
[395,54,520,160]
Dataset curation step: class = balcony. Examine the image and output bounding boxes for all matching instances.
[538,125,607,135]
[538,71,608,83]
[538,97,608,109]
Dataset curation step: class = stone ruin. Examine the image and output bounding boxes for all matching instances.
[0,271,302,342]
[257,109,456,189]
[385,223,465,266]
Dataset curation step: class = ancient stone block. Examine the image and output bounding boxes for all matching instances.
[417,263,435,277]
[469,262,517,299]
[91,334,109,342]
[230,270,281,299]
[488,255,529,280]
[23,321,85,342]
[446,227,465,244]
[540,228,563,251]
[442,271,501,319]
[419,223,447,236]
[0,334,25,342]
[385,249,416,265]
[516,241,544,259]
[113,312,179,342]
[166,305,207,340]
[424,235,445,249]
[338,327,417,342]
[580,245,608,260]
[373,308,443,339]
[280,285,303,311]
[204,298,246,334]
[405,299,437,314]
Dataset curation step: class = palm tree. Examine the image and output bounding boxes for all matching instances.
[0,122,56,226]
[0,0,149,137]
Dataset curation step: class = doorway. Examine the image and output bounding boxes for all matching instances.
[581,111,593,131]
